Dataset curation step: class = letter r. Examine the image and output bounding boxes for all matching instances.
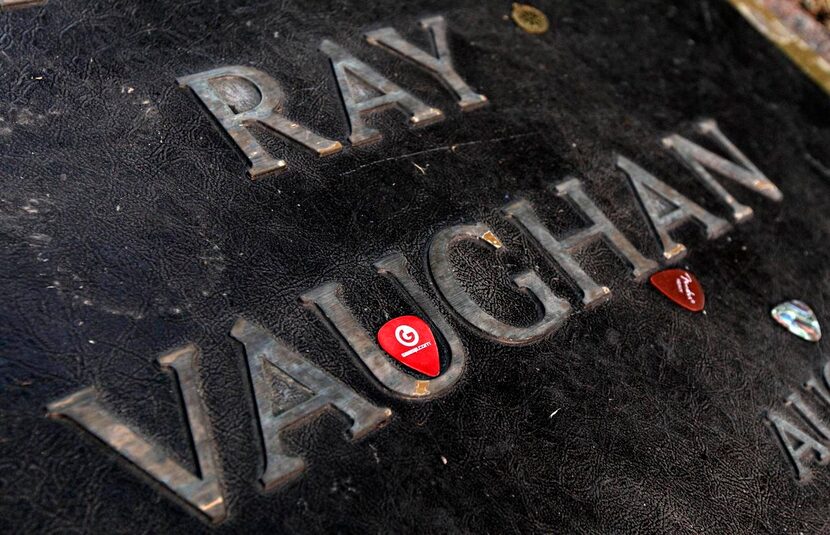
[178,66,342,178]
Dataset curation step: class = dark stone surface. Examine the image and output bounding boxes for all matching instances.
[1,0,829,532]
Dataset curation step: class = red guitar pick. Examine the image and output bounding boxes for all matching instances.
[650,269,705,312]
[377,315,440,377]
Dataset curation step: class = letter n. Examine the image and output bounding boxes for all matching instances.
[663,119,782,223]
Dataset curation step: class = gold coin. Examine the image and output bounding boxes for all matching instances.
[511,3,550,35]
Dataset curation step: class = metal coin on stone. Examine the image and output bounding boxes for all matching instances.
[771,300,822,342]
[511,3,549,34]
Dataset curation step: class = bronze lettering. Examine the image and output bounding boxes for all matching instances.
[231,318,391,491]
[365,16,488,110]
[178,66,342,178]
[618,154,731,262]
[503,180,658,308]
[663,119,782,223]
[320,40,444,145]
[47,345,227,523]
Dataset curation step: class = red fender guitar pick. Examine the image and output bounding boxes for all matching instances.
[377,315,440,377]
[650,269,705,312]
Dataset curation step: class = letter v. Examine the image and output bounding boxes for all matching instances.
[47,344,226,523]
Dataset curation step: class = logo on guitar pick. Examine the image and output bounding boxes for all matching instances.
[395,325,419,347]
[377,315,440,377]
[650,269,705,312]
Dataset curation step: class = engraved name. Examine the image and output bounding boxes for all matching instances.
[766,361,830,482]
[177,16,487,179]
[46,112,783,522]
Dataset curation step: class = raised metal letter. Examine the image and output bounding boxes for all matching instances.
[231,318,391,491]
[503,180,658,307]
[178,66,342,178]
[787,392,830,440]
[428,223,571,344]
[767,410,830,481]
[320,40,444,145]
[618,154,731,262]
[804,362,830,406]
[365,16,488,110]
[47,345,227,523]
[301,253,466,399]
[663,119,782,222]
[0,0,47,10]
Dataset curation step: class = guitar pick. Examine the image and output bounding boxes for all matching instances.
[649,269,705,312]
[771,300,821,342]
[377,315,440,377]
